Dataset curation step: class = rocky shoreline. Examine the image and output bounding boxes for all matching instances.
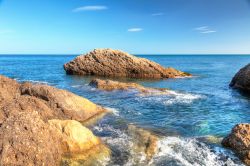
[0,75,160,165]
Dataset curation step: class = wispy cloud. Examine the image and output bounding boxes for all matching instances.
[152,13,164,16]
[73,5,108,12]
[194,26,216,34]
[128,28,143,32]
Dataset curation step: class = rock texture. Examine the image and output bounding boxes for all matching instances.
[222,124,250,165]
[230,63,250,92]
[64,49,191,79]
[0,111,63,166]
[89,78,167,93]
[0,75,110,165]
[20,82,106,122]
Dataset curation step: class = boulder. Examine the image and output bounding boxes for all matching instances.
[230,64,250,92]
[222,124,250,165]
[0,75,111,165]
[0,111,63,166]
[64,49,191,79]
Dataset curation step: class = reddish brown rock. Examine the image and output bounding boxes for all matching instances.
[230,63,250,92]
[0,75,111,165]
[64,49,191,79]
[89,78,168,94]
[0,111,63,166]
[222,124,250,165]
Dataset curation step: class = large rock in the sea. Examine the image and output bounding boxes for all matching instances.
[230,64,250,92]
[222,124,250,165]
[0,111,63,166]
[64,49,191,79]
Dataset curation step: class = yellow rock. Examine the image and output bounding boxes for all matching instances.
[49,120,101,153]
[49,120,111,166]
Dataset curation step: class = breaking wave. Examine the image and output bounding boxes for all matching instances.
[153,136,243,166]
[136,89,205,106]
[93,123,242,166]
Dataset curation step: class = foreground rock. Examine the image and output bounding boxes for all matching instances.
[20,82,106,122]
[0,75,110,165]
[0,111,63,166]
[222,124,250,165]
[89,78,167,93]
[64,49,191,79]
[50,120,110,165]
[230,63,250,92]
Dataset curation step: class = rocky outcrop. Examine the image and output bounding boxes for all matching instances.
[89,78,167,93]
[64,49,191,79]
[230,64,250,92]
[128,125,159,161]
[222,124,250,165]
[0,75,110,165]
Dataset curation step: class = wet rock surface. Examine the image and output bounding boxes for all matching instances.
[222,124,250,165]
[89,78,167,93]
[64,49,191,79]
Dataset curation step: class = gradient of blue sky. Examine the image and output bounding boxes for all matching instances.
[0,0,250,54]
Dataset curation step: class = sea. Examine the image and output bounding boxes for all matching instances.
[1,54,250,166]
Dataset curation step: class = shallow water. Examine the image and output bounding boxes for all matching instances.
[1,54,250,165]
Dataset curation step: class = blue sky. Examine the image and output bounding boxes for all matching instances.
[0,0,250,54]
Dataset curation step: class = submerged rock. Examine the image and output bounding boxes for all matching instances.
[222,124,250,165]
[230,63,250,92]
[127,125,159,161]
[89,78,167,93]
[64,49,191,79]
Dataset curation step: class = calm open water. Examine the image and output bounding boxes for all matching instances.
[1,54,250,165]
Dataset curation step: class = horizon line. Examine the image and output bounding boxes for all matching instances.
[0,53,250,56]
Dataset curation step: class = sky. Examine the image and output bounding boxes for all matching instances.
[0,0,250,54]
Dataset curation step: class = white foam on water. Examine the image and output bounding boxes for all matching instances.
[71,85,81,88]
[163,90,204,105]
[136,89,204,106]
[22,79,49,85]
[153,136,243,166]
[104,107,120,116]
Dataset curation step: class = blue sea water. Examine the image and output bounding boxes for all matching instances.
[1,54,250,165]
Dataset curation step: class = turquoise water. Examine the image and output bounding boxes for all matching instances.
[1,55,250,165]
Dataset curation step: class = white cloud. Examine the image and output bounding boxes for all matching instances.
[128,28,143,32]
[194,26,216,34]
[152,13,164,16]
[73,5,108,12]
